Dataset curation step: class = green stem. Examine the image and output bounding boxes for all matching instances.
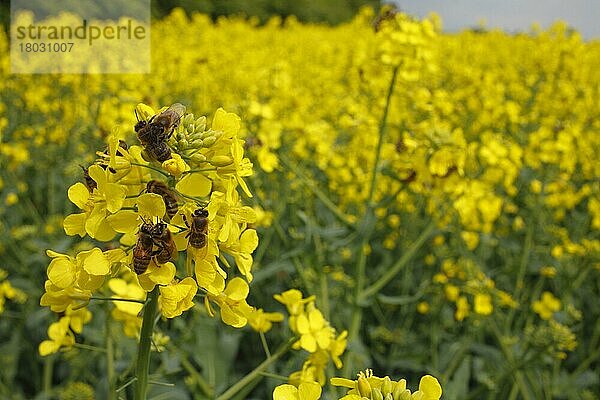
[359,220,436,301]
[73,343,107,353]
[106,315,116,400]
[257,371,289,381]
[279,155,355,229]
[367,65,399,205]
[216,339,294,400]
[42,355,54,394]
[506,224,533,331]
[182,168,217,174]
[134,286,160,400]
[91,296,146,304]
[491,321,534,400]
[131,162,169,177]
[259,332,271,358]
[345,66,399,376]
[319,270,330,321]
[573,346,600,376]
[173,188,210,204]
[186,251,193,277]
[180,354,214,397]
[148,380,175,387]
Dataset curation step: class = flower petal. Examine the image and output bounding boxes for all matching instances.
[107,210,139,233]
[212,108,241,138]
[137,193,166,219]
[273,384,299,400]
[104,183,127,213]
[68,183,91,209]
[63,213,87,237]
[175,173,212,198]
[47,258,76,288]
[298,382,322,400]
[79,248,111,275]
[224,277,249,301]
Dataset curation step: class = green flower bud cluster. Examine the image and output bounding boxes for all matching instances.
[170,113,228,167]
[329,370,442,400]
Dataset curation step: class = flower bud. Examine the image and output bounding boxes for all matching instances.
[188,139,205,148]
[190,153,207,163]
[392,380,407,399]
[202,136,217,147]
[210,155,233,167]
[69,292,92,301]
[135,103,155,121]
[384,394,393,400]
[411,391,424,400]
[358,376,372,397]
[162,154,189,176]
[396,389,412,400]
[178,139,189,150]
[382,377,393,396]
[111,159,131,171]
[195,116,206,131]
[187,132,203,141]
[372,388,384,400]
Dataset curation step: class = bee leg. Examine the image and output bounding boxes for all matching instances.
[150,247,163,265]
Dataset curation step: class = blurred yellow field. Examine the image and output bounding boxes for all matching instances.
[0,6,599,400]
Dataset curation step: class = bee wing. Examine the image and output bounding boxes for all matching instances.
[168,103,186,116]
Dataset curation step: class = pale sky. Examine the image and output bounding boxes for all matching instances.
[395,0,599,39]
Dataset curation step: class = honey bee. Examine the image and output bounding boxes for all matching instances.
[183,208,209,249]
[146,180,179,219]
[373,6,399,32]
[145,141,173,162]
[135,103,185,146]
[80,165,97,192]
[133,221,157,275]
[151,220,178,264]
[151,103,186,137]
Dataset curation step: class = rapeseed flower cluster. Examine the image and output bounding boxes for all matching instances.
[39,104,263,353]
[273,369,442,400]
[0,6,598,398]
[0,268,26,314]
[275,289,348,385]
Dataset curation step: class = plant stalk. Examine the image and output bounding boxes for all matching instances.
[134,286,160,400]
[345,65,399,376]
[216,338,294,400]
